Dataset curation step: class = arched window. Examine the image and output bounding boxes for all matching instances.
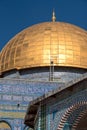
[0,121,11,130]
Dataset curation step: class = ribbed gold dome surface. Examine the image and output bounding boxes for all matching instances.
[0,22,87,73]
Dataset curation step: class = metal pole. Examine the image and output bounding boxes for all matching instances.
[49,60,54,81]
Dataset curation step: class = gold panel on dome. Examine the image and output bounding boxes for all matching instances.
[0,22,87,73]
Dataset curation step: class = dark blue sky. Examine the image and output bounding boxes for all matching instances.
[0,0,87,50]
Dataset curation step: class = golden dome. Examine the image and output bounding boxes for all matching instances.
[0,22,87,73]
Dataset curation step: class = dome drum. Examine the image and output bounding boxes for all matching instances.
[1,66,87,83]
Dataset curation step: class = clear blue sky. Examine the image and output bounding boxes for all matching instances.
[0,0,87,51]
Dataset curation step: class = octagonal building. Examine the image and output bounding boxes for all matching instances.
[0,13,87,130]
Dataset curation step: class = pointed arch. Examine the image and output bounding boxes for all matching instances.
[57,101,87,130]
